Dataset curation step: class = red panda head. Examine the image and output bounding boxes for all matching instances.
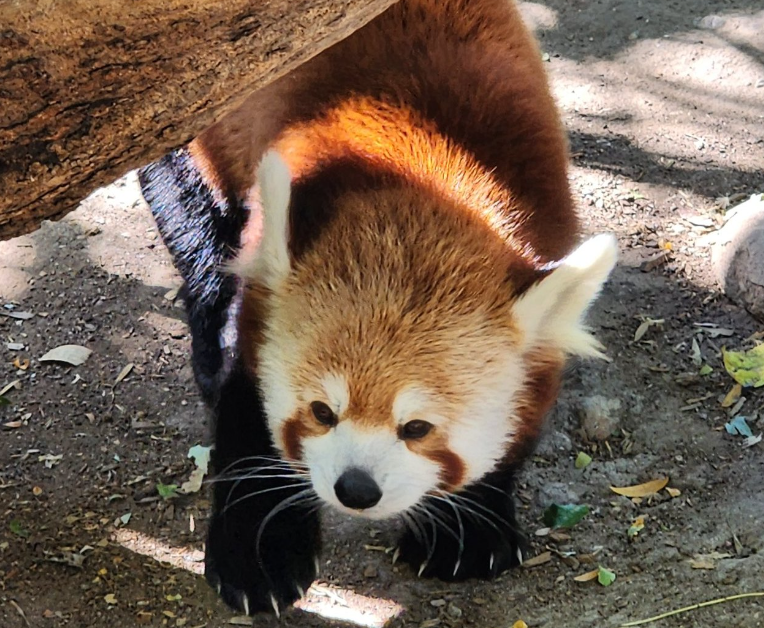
[232,150,617,520]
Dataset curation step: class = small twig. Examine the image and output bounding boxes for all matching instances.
[620,591,764,626]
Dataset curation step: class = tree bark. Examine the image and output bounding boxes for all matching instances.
[0,0,398,240]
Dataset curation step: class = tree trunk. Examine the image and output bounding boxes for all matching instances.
[0,0,398,240]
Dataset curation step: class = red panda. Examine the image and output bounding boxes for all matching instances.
[139,0,617,617]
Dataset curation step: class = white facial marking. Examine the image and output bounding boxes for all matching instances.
[321,373,349,414]
[303,421,441,519]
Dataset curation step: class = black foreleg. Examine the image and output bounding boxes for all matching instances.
[398,466,527,581]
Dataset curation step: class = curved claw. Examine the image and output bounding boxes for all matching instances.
[241,593,250,616]
[418,560,428,577]
[452,559,461,577]
[270,593,280,619]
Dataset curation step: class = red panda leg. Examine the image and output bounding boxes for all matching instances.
[138,149,321,616]
[205,362,321,616]
[397,465,527,581]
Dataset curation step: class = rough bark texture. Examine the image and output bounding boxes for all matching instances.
[0,0,398,240]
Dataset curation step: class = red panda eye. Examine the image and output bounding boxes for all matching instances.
[400,420,434,440]
[310,401,337,427]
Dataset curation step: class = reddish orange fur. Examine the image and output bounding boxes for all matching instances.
[197,0,580,482]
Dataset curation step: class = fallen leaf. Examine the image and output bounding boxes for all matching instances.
[542,503,589,529]
[0,310,34,320]
[522,551,552,568]
[575,452,592,469]
[179,445,212,494]
[12,357,30,370]
[721,384,743,408]
[628,516,645,538]
[691,338,702,367]
[0,380,21,397]
[689,551,732,570]
[39,345,92,366]
[742,433,762,448]
[512,622,529,628]
[610,477,669,498]
[10,519,29,537]
[156,483,178,499]
[103,594,117,605]
[597,566,616,586]
[666,487,682,498]
[3,420,22,428]
[699,364,713,376]
[725,416,753,438]
[573,568,599,582]
[114,363,134,385]
[6,342,24,351]
[722,344,764,387]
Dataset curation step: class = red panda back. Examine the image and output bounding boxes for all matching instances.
[195,0,577,261]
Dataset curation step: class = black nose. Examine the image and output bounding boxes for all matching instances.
[334,467,382,509]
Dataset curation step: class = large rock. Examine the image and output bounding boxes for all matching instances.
[712,194,764,321]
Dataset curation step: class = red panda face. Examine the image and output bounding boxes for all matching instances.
[234,150,617,519]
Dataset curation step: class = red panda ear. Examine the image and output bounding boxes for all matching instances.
[231,150,293,289]
[513,234,618,358]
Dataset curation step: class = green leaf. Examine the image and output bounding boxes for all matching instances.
[9,519,29,537]
[156,483,178,499]
[575,452,592,469]
[722,344,764,387]
[699,364,713,376]
[0,395,9,406]
[597,566,616,586]
[542,503,589,529]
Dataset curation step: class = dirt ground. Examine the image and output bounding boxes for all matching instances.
[2,1,763,627]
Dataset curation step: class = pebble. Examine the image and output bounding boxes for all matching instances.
[363,564,378,578]
[578,395,623,441]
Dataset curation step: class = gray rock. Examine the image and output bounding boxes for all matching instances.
[712,194,764,322]
[535,429,573,457]
[578,395,623,441]
[536,481,583,508]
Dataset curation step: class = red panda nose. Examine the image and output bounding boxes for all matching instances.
[334,467,382,510]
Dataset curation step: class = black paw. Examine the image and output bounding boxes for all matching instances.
[397,469,527,581]
[204,469,322,616]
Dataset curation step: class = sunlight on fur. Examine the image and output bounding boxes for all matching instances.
[112,528,404,627]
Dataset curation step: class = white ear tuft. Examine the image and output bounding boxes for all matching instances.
[514,234,618,358]
[231,149,293,287]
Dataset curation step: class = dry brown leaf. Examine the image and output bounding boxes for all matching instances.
[573,569,600,582]
[512,622,529,628]
[721,384,742,408]
[522,551,552,568]
[666,487,682,498]
[610,477,669,498]
[114,363,134,385]
[13,357,30,371]
[3,421,23,429]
